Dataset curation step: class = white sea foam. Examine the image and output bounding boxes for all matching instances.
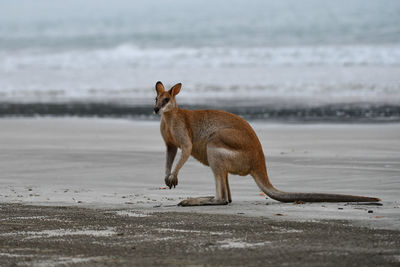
[1,45,399,73]
[0,45,399,105]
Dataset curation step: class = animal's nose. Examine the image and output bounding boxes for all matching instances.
[154,107,160,114]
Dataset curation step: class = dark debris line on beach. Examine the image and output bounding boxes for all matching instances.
[0,102,400,122]
[0,203,399,266]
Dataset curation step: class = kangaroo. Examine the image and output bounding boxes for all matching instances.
[154,81,380,206]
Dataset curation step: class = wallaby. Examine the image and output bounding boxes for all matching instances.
[154,81,380,206]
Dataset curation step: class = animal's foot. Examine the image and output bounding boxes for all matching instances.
[178,196,229,206]
[165,174,178,189]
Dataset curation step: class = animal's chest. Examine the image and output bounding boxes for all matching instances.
[161,126,179,147]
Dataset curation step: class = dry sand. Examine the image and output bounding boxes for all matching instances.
[0,118,399,265]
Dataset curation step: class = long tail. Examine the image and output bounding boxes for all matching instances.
[253,170,381,203]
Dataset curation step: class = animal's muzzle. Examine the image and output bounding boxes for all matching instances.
[154,107,160,114]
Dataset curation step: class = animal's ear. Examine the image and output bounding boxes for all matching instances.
[155,81,165,95]
[169,83,182,97]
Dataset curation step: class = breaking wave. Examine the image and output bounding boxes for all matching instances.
[2,45,400,72]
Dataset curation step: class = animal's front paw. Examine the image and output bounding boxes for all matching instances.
[165,174,178,189]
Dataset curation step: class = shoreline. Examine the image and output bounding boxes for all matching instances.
[1,102,400,123]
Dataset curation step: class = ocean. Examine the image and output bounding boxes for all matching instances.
[0,0,399,121]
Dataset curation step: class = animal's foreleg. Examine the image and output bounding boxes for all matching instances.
[165,142,192,188]
[165,145,177,177]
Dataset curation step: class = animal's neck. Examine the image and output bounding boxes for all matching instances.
[161,108,179,122]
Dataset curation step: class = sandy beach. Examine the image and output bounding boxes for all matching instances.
[0,118,399,265]
[1,0,400,265]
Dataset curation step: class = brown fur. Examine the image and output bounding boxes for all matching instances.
[154,81,381,206]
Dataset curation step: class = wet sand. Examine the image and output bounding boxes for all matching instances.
[0,118,399,265]
[1,203,400,266]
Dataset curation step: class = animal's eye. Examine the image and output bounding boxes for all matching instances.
[163,98,170,103]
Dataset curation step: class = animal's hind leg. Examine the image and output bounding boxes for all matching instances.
[178,168,229,206]
[178,145,230,206]
[224,175,232,203]
[215,169,230,204]
[178,138,235,206]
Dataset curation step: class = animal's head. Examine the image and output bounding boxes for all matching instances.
[154,81,181,115]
